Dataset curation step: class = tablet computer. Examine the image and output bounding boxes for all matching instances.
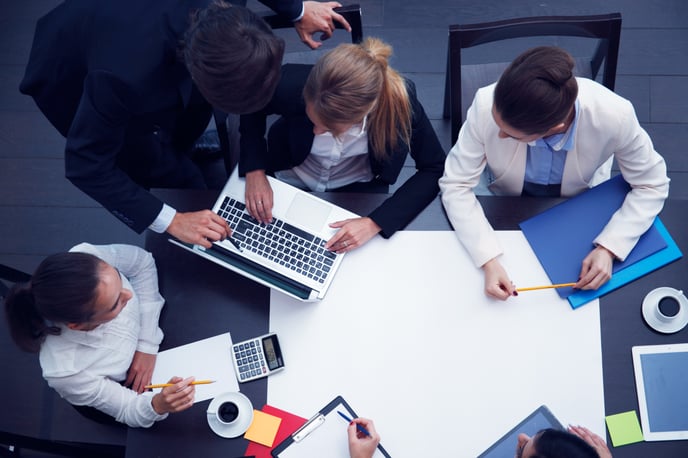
[477,405,564,457]
[632,343,688,441]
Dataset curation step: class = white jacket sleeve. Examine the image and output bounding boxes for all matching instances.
[591,97,669,260]
[439,88,504,268]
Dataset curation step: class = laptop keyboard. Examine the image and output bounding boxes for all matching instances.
[217,197,337,284]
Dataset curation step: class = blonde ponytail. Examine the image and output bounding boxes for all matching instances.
[303,38,411,159]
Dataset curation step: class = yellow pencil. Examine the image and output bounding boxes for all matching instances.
[144,379,215,389]
[516,282,577,292]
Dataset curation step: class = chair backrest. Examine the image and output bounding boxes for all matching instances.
[0,263,129,454]
[443,13,622,145]
[0,264,31,299]
[214,4,363,174]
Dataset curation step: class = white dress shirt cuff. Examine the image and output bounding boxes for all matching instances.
[149,204,176,233]
[292,2,305,21]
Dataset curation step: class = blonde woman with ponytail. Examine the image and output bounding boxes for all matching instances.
[239,37,445,252]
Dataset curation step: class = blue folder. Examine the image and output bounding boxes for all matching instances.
[519,175,681,308]
[567,217,681,308]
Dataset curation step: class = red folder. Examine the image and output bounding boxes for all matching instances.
[245,405,307,458]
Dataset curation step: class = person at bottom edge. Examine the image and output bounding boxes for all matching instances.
[346,419,612,458]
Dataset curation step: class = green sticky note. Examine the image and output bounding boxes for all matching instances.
[605,410,644,446]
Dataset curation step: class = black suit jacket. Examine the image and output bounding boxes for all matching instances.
[19,0,301,233]
[239,64,446,238]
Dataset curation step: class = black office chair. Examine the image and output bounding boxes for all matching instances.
[0,264,31,299]
[0,264,127,457]
[214,4,363,176]
[442,13,622,145]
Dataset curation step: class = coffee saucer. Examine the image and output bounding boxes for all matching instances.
[206,391,254,438]
[642,287,688,334]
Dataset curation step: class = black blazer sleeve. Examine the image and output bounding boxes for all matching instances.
[64,71,164,232]
[367,80,446,238]
[238,64,312,175]
[259,0,303,21]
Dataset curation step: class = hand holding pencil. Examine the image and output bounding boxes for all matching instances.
[150,376,198,415]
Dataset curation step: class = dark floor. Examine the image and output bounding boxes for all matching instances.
[0,1,686,456]
[1,0,687,275]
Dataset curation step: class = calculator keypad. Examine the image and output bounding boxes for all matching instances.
[233,339,267,381]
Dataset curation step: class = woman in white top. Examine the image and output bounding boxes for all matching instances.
[4,243,195,427]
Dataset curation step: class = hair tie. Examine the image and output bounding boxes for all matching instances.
[558,69,574,85]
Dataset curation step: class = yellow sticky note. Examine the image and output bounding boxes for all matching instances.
[605,410,644,447]
[244,409,282,447]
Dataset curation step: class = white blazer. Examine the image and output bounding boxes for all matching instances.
[439,78,670,268]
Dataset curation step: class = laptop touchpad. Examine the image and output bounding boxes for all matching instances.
[285,193,333,233]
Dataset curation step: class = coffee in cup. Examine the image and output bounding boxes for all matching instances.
[217,401,240,424]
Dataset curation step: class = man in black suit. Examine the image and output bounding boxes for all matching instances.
[20,0,350,247]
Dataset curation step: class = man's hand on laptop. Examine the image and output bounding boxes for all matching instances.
[325,217,381,253]
[245,170,274,224]
[167,210,231,248]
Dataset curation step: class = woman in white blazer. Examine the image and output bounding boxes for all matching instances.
[439,46,669,300]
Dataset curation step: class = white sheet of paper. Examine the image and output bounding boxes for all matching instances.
[268,231,603,457]
[152,333,239,402]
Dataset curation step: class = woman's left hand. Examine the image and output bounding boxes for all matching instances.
[576,245,614,290]
[325,217,381,253]
[126,351,157,393]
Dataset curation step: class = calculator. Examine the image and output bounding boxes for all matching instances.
[231,333,285,382]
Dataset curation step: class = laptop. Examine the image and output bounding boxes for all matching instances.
[170,167,359,301]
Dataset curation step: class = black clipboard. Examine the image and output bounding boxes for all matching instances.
[271,395,391,457]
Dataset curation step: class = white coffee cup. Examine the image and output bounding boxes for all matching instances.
[206,392,254,438]
[216,400,240,424]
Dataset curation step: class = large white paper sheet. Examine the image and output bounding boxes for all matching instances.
[268,231,603,457]
[152,333,238,402]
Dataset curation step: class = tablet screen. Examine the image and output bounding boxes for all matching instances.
[478,405,564,458]
[632,344,688,441]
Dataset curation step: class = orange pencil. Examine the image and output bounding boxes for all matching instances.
[144,379,215,389]
[516,282,577,292]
